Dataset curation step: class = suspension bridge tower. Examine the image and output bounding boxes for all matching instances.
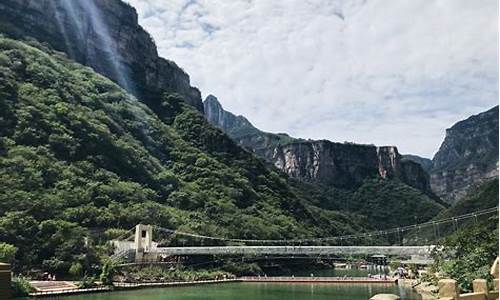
[134,224,153,262]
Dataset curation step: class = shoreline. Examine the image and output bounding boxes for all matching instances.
[398,279,438,300]
[28,277,398,298]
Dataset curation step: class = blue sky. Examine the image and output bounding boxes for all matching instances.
[127,0,498,158]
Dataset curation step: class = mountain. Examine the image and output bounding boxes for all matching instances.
[0,0,203,112]
[204,96,445,227]
[204,95,434,193]
[0,37,375,271]
[430,106,499,204]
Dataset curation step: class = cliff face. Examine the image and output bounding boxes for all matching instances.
[204,96,433,192]
[430,106,499,203]
[0,0,203,112]
[204,95,258,137]
[270,142,432,191]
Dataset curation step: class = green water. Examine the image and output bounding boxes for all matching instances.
[55,282,421,300]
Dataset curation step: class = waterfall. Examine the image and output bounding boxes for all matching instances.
[52,0,135,94]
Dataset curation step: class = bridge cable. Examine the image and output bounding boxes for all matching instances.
[149,207,497,245]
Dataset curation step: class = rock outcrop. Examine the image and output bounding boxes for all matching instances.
[0,0,203,111]
[204,96,433,192]
[204,95,297,156]
[430,106,499,203]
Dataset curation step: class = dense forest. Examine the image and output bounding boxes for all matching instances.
[0,36,378,274]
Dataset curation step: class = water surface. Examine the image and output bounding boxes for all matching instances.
[56,282,421,300]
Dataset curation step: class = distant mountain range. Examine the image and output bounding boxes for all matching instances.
[204,95,499,205]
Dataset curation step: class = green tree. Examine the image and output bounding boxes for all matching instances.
[431,214,499,291]
[100,260,116,286]
[0,242,17,263]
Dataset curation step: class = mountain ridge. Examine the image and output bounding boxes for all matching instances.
[204,95,498,204]
[204,95,434,194]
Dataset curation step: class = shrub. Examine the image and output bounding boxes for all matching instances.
[11,276,35,297]
[0,242,17,263]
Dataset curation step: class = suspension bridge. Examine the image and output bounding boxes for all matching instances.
[110,207,498,263]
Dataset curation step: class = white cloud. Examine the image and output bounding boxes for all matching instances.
[127,0,498,157]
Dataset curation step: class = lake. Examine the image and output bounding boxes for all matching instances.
[50,282,422,300]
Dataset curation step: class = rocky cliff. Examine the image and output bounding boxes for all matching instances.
[204,96,433,192]
[0,0,203,112]
[430,106,499,203]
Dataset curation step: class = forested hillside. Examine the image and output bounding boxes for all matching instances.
[0,37,368,272]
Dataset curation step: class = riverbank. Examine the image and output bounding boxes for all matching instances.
[398,279,437,300]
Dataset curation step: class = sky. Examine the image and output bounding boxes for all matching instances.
[126,0,498,158]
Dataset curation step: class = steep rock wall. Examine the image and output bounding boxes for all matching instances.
[430,106,499,203]
[0,0,203,111]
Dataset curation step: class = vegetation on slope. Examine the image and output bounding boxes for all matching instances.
[435,179,498,219]
[420,179,499,292]
[429,213,498,292]
[292,178,444,229]
[0,37,368,275]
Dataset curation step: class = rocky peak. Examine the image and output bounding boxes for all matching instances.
[0,0,203,111]
[203,96,293,155]
[377,146,401,178]
[430,106,499,203]
[204,95,224,121]
[203,95,253,133]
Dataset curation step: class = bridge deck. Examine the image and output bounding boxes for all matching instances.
[152,246,433,256]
